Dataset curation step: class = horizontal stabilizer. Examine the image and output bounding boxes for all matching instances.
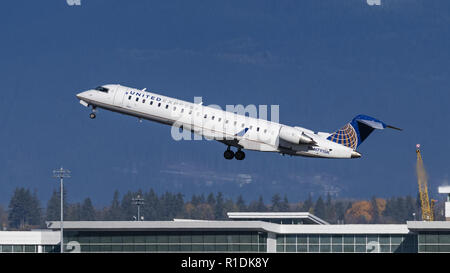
[356,119,385,130]
[386,125,403,131]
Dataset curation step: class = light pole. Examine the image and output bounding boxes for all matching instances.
[53,167,70,253]
[132,195,145,221]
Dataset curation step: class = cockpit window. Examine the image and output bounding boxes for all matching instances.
[94,86,109,93]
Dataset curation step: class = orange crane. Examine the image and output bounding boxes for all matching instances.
[416,144,435,221]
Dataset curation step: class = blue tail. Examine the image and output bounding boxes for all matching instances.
[327,115,400,150]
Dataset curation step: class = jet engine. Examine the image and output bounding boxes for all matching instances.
[279,126,315,145]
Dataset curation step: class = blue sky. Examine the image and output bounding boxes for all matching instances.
[0,0,449,206]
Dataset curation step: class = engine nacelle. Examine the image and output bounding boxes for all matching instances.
[279,126,315,145]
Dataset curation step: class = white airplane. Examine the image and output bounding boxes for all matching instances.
[76,84,401,160]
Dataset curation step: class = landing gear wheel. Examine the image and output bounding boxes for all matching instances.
[89,113,96,119]
[224,149,234,160]
[235,150,245,160]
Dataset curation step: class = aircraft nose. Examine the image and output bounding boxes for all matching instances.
[76,91,88,100]
[351,151,362,158]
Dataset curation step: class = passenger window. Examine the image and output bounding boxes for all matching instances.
[128,96,132,100]
[165,105,169,109]
[264,129,267,133]
[204,114,207,118]
[218,118,221,122]
[142,99,146,103]
[241,123,244,128]
[257,127,260,132]
[226,120,229,124]
[212,116,215,120]
[173,106,176,111]
[150,101,153,105]
[158,103,161,107]
[181,109,184,113]
[136,98,139,102]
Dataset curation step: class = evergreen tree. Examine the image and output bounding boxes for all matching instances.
[334,201,346,224]
[198,194,206,204]
[8,188,42,229]
[121,191,136,221]
[144,189,159,220]
[159,191,184,220]
[416,192,422,220]
[236,195,246,212]
[191,194,201,206]
[271,194,281,212]
[30,190,43,226]
[382,197,397,223]
[67,203,82,221]
[106,190,122,220]
[256,196,267,212]
[80,198,96,221]
[369,196,380,224]
[405,195,417,221]
[174,193,185,218]
[3,188,430,226]
[325,193,336,223]
[215,192,225,219]
[207,193,216,207]
[96,207,109,221]
[302,193,313,213]
[248,196,266,212]
[0,205,7,230]
[314,196,326,219]
[158,192,170,220]
[279,195,290,212]
[223,198,237,215]
[396,197,408,222]
[46,188,68,221]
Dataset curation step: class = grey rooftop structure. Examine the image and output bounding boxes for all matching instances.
[227,212,330,225]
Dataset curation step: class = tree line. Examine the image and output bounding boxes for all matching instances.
[0,187,443,230]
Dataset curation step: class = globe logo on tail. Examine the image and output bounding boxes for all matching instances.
[327,124,358,150]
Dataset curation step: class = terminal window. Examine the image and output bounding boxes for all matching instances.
[63,231,267,253]
[276,234,417,253]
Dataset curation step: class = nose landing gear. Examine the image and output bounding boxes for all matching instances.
[89,106,97,119]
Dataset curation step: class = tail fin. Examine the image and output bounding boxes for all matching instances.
[327,115,401,150]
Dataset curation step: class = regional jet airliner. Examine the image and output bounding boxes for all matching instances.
[76,84,401,160]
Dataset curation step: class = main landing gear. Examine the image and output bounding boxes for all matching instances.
[224,147,245,160]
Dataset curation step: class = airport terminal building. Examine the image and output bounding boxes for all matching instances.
[0,211,449,253]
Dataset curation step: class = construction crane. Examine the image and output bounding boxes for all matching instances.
[416,144,435,221]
